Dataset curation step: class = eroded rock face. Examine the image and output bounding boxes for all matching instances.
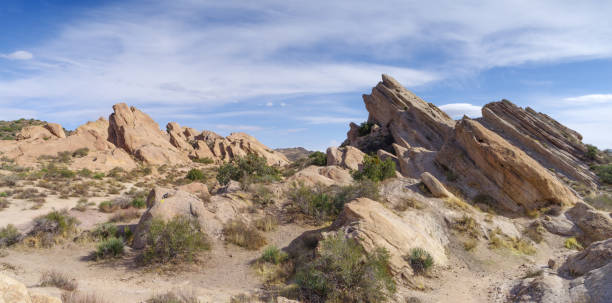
[568,262,612,303]
[287,165,353,187]
[109,103,189,165]
[0,273,31,303]
[436,117,577,213]
[481,100,597,188]
[420,172,453,198]
[332,198,449,276]
[565,202,612,245]
[560,239,612,277]
[326,146,365,171]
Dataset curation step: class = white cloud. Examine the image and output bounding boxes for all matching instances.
[564,94,612,104]
[265,102,274,107]
[439,103,482,119]
[298,116,362,125]
[215,124,264,132]
[0,50,33,60]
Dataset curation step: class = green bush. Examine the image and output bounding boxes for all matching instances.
[358,121,374,137]
[92,172,105,180]
[223,219,267,250]
[405,248,434,274]
[252,184,274,206]
[308,151,327,166]
[0,224,21,247]
[96,237,124,259]
[91,223,118,240]
[216,153,280,185]
[564,237,583,250]
[131,197,146,209]
[98,201,117,213]
[192,157,214,164]
[586,144,598,160]
[186,169,204,181]
[32,210,79,239]
[594,164,612,184]
[295,232,395,302]
[261,245,288,265]
[72,148,89,158]
[353,155,396,182]
[142,216,210,265]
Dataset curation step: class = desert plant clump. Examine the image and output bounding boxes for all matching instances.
[223,219,267,250]
[451,215,482,239]
[584,193,612,211]
[524,221,546,244]
[0,224,21,247]
[0,197,9,210]
[261,245,288,265]
[91,223,118,240]
[353,154,396,182]
[357,121,374,136]
[405,247,434,275]
[307,151,327,166]
[295,232,396,302]
[254,215,278,232]
[109,208,141,223]
[98,201,118,213]
[251,184,275,206]
[564,237,583,250]
[62,292,109,303]
[488,228,536,255]
[72,147,89,158]
[186,168,205,181]
[142,216,210,265]
[146,290,200,303]
[26,210,79,247]
[40,270,78,291]
[95,236,124,259]
[192,157,214,164]
[593,164,612,184]
[216,153,281,185]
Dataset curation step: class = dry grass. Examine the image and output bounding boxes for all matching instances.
[451,215,481,239]
[109,208,141,223]
[254,215,278,232]
[444,196,471,212]
[40,270,78,291]
[62,291,108,303]
[488,228,536,255]
[223,219,267,250]
[147,290,200,303]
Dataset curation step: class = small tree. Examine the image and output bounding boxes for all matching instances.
[353,155,396,182]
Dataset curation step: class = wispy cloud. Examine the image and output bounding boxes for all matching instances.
[439,103,482,119]
[215,124,264,131]
[0,50,33,60]
[564,94,612,104]
[298,116,362,125]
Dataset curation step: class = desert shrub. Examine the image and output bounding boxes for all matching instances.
[261,245,288,265]
[186,169,204,181]
[56,151,72,163]
[358,121,374,136]
[0,197,9,210]
[96,236,124,259]
[92,172,105,180]
[142,216,210,265]
[584,193,612,211]
[28,210,79,247]
[72,148,89,158]
[39,163,75,179]
[223,219,267,250]
[91,223,118,240]
[451,215,481,239]
[98,201,118,213]
[216,154,280,185]
[463,239,478,251]
[40,270,78,291]
[295,231,395,302]
[252,184,274,206]
[586,144,598,160]
[593,164,612,184]
[62,291,109,303]
[353,154,395,182]
[0,191,8,197]
[405,248,434,274]
[488,228,536,255]
[131,197,146,209]
[308,151,327,166]
[0,174,19,186]
[254,215,278,232]
[0,224,20,247]
[77,168,92,177]
[109,208,141,223]
[564,237,583,250]
[192,157,214,164]
[147,291,199,303]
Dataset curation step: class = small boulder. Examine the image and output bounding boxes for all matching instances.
[44,123,66,139]
[0,273,32,303]
[565,202,612,245]
[326,146,365,171]
[560,238,612,277]
[420,172,453,198]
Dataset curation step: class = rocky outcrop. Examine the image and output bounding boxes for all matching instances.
[560,238,612,277]
[565,202,612,245]
[420,172,453,198]
[43,123,66,139]
[0,274,61,303]
[332,198,449,276]
[481,100,597,188]
[436,117,577,213]
[568,262,612,303]
[108,103,189,165]
[326,146,365,171]
[288,165,353,187]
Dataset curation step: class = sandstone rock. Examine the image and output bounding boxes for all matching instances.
[30,294,62,303]
[481,100,596,188]
[0,273,32,303]
[376,149,399,168]
[178,182,209,196]
[167,122,195,152]
[436,117,577,213]
[568,262,612,303]
[420,172,453,198]
[332,198,449,276]
[326,146,365,171]
[540,215,580,237]
[392,143,438,178]
[510,272,570,303]
[108,103,189,165]
[287,165,353,187]
[344,121,395,154]
[565,202,612,245]
[560,238,612,277]
[43,123,65,139]
[17,125,56,141]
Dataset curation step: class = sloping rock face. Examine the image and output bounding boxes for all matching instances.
[109,103,189,165]
[565,202,612,245]
[287,165,353,187]
[349,74,455,151]
[436,117,577,213]
[560,238,612,277]
[326,146,365,171]
[332,198,449,276]
[481,100,597,188]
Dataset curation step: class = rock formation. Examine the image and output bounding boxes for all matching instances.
[0,274,61,303]
[326,146,365,171]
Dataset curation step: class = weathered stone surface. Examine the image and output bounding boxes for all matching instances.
[43,123,65,139]
[560,239,612,277]
[109,103,189,165]
[436,117,577,213]
[565,202,612,245]
[326,146,365,171]
[167,122,195,152]
[510,273,570,303]
[287,165,353,187]
[420,172,453,198]
[0,273,32,303]
[481,101,596,188]
[30,294,62,303]
[332,198,449,276]
[16,125,56,141]
[569,262,612,303]
[392,143,438,179]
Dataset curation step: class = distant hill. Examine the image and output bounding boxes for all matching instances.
[274,147,314,161]
[0,118,46,140]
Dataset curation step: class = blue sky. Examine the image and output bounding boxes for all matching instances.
[1,0,611,150]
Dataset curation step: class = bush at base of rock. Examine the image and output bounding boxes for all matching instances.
[307,151,327,166]
[141,216,210,265]
[405,247,434,275]
[294,231,396,303]
[25,210,79,248]
[352,154,396,182]
[96,237,124,259]
[0,224,21,247]
[222,219,267,250]
[216,153,281,185]
[186,168,204,181]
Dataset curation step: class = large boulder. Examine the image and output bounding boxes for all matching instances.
[565,202,612,245]
[108,103,189,165]
[287,165,353,187]
[326,146,365,171]
[0,274,31,303]
[436,117,577,213]
[43,123,66,139]
[332,198,449,276]
[510,272,570,303]
[16,125,56,141]
[568,262,612,303]
[560,239,612,277]
[420,172,453,198]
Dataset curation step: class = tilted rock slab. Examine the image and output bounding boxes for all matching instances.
[436,117,577,213]
[326,146,365,171]
[565,202,612,245]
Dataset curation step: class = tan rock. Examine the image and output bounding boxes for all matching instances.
[288,165,353,187]
[326,146,365,171]
[569,261,612,303]
[420,172,453,198]
[561,238,611,277]
[178,182,210,199]
[30,294,62,303]
[16,125,55,141]
[43,123,65,139]
[0,273,32,303]
[167,122,194,152]
[333,198,449,276]
[436,118,577,213]
[565,202,612,245]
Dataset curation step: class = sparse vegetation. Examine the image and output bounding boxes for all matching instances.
[142,216,210,265]
[40,270,78,291]
[488,228,536,255]
[524,221,546,243]
[353,154,396,182]
[72,147,89,158]
[358,121,374,137]
[192,157,214,164]
[251,184,274,206]
[25,210,79,247]
[254,215,278,232]
[405,248,434,274]
[0,224,21,247]
[96,236,124,259]
[223,219,267,250]
[307,151,327,166]
[451,215,481,239]
[564,237,583,250]
[261,245,288,265]
[593,164,612,184]
[295,232,395,302]
[98,201,118,213]
[584,193,612,211]
[91,223,118,240]
[147,290,200,303]
[586,144,598,161]
[216,153,281,185]
[62,292,109,303]
[0,118,46,140]
[186,168,205,181]
[109,208,141,223]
